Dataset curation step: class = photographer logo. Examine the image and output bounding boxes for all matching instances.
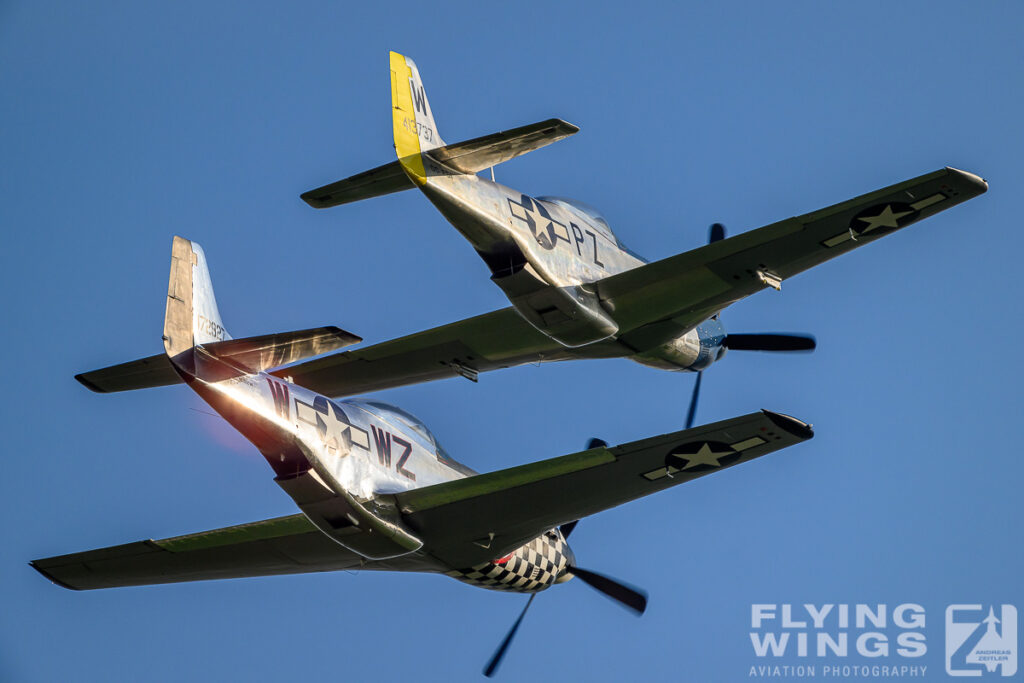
[945,605,1017,677]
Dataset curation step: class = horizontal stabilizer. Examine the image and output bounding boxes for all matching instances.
[203,326,361,371]
[301,118,579,209]
[300,160,415,209]
[428,118,579,174]
[75,353,181,393]
[76,326,362,393]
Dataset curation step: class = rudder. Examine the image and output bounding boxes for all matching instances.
[391,51,446,184]
[163,236,230,357]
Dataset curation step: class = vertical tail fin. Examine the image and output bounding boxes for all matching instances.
[390,51,446,184]
[163,236,230,357]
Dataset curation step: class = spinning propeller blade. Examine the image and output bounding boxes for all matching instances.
[481,521,645,676]
[723,333,816,352]
[684,224,814,426]
[483,594,536,677]
[567,566,648,615]
[685,370,703,429]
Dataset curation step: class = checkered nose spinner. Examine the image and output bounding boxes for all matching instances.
[446,530,576,594]
[475,521,647,677]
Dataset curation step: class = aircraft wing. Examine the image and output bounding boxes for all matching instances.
[599,167,987,350]
[31,513,434,590]
[280,167,984,398]
[392,410,812,567]
[272,307,626,397]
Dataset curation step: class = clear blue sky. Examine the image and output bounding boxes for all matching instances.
[2,3,1021,681]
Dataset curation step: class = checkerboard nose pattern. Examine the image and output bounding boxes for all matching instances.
[445,533,571,593]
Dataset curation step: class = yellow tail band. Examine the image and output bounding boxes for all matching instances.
[390,51,443,185]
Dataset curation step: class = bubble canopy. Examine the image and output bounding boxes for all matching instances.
[537,196,610,232]
[537,195,645,262]
[348,399,473,474]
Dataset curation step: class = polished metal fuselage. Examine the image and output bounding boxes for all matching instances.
[415,158,725,367]
[178,350,573,593]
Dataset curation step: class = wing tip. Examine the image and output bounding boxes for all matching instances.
[549,118,580,135]
[29,560,83,591]
[946,167,988,194]
[300,189,331,209]
[74,373,107,393]
[761,410,814,440]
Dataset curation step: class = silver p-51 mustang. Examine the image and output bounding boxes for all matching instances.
[75,52,987,426]
[296,52,987,396]
[75,52,987,428]
[34,237,813,675]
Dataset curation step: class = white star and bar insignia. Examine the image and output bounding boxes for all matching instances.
[508,196,570,248]
[642,440,745,481]
[677,442,735,469]
[296,399,370,455]
[855,204,914,234]
[822,201,922,248]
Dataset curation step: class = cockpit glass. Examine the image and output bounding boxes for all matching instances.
[537,196,645,262]
[363,400,433,442]
[537,196,611,233]
[351,399,476,476]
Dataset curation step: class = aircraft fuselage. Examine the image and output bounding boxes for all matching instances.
[177,348,574,593]
[415,159,727,369]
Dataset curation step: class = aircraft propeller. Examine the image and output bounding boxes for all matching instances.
[683,224,816,429]
[483,520,647,677]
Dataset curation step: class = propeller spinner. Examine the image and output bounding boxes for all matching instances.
[482,521,646,677]
[684,224,816,428]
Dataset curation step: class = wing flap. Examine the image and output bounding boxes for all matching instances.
[393,410,812,567]
[31,513,435,590]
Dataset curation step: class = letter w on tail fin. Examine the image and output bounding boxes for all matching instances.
[301,52,578,208]
[391,51,445,184]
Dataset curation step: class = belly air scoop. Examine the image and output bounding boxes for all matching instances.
[274,459,424,561]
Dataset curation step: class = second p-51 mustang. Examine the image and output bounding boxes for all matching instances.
[76,52,987,428]
[34,237,813,675]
